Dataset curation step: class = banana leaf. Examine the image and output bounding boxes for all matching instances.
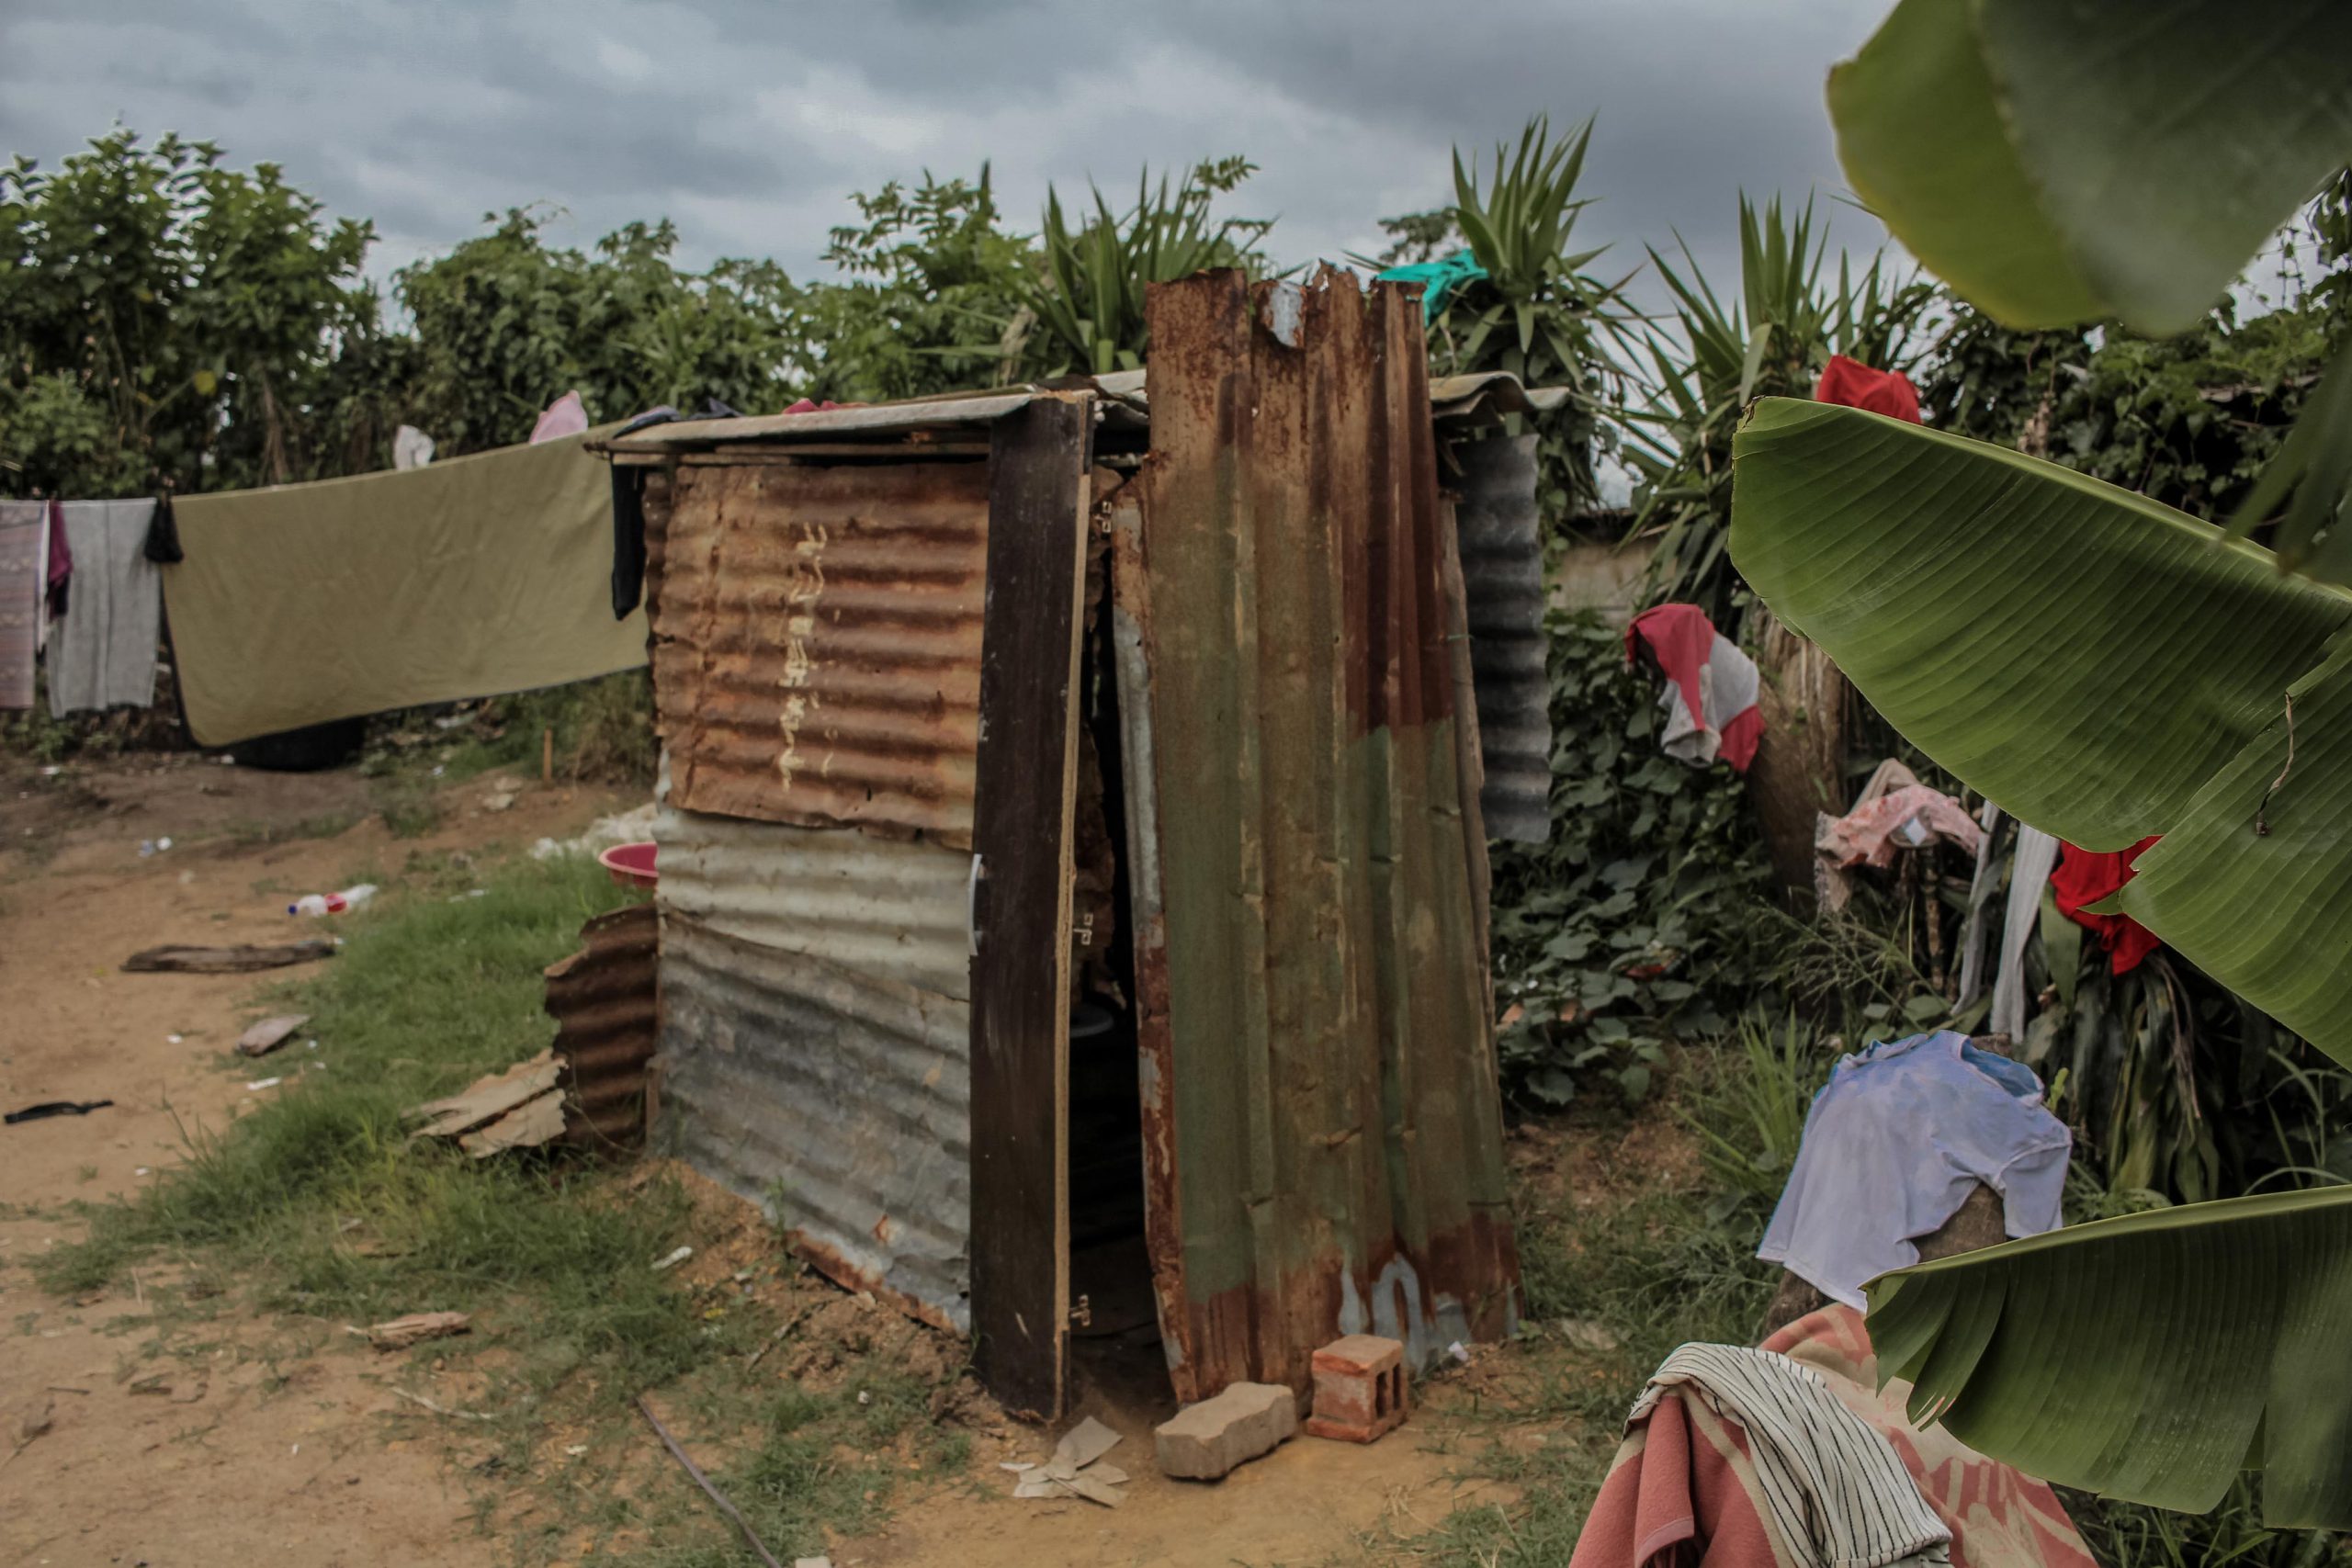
[1866,1186,2352,1527]
[1827,0,2352,336]
[1731,398,2352,1059]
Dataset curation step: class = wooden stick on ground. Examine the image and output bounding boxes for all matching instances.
[635,1394,786,1568]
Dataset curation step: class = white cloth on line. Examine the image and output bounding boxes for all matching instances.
[1759,1031,2068,1310]
[48,499,161,716]
[1990,826,2061,1040]
[1630,1341,1952,1568]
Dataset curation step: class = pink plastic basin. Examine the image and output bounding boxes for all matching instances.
[599,840,658,889]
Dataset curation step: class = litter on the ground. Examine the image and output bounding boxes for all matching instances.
[166,1032,183,1043]
[1013,1414,1131,1506]
[122,938,335,974]
[404,1048,563,1156]
[531,801,659,863]
[1559,1318,1622,1352]
[355,1311,472,1350]
[652,1246,695,1272]
[237,1013,311,1057]
[288,884,376,917]
[244,1077,283,1091]
[5,1099,113,1125]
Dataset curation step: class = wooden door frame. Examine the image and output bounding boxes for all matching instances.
[967,394,1095,1421]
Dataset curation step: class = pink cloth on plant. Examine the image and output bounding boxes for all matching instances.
[1819,784,1984,870]
[529,390,589,444]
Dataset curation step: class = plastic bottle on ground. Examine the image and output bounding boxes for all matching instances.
[288,884,379,918]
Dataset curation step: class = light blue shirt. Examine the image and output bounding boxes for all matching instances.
[1758,1031,2070,1309]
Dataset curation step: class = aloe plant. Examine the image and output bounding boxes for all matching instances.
[1027,157,1272,376]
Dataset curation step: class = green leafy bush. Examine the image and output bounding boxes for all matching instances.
[1488,610,1775,1107]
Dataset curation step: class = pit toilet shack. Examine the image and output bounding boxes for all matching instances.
[598,267,1551,1421]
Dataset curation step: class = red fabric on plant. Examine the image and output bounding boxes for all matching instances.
[1815,355,1922,423]
[1623,603,1762,774]
[2052,836,2163,975]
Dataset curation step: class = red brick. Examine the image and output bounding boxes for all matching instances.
[1303,1333,1408,1443]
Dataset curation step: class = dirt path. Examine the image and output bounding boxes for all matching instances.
[1,753,1543,1568]
[1,755,626,1568]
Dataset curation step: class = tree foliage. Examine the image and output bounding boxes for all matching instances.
[0,129,379,495]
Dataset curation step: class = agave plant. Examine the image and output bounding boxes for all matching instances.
[1626,194,1935,627]
[1730,0,2352,1528]
[1027,157,1272,376]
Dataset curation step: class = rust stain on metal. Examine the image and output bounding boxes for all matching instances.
[650,459,990,847]
[543,902,659,1150]
[1124,268,1521,1403]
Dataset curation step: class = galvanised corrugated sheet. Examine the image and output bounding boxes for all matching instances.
[650,458,989,847]
[1453,434,1551,844]
[659,913,971,1331]
[653,804,972,999]
[1120,268,1521,1404]
[543,902,658,1149]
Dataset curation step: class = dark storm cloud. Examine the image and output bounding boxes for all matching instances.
[0,0,1898,301]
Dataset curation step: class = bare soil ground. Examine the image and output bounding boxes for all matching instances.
[0,753,1601,1568]
[1,754,625,1568]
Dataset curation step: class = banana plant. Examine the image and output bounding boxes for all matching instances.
[1728,0,2352,1527]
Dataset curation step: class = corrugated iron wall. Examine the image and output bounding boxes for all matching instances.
[544,903,659,1149]
[645,457,983,1333]
[1120,268,1521,1403]
[1452,434,1551,844]
[661,916,970,1331]
[656,805,972,998]
[650,458,990,847]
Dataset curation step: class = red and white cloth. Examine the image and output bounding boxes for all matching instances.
[1570,1305,2096,1568]
[1626,604,1763,773]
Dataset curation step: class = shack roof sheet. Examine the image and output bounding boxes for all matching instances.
[594,371,1562,456]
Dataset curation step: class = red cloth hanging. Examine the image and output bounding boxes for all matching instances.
[1624,603,1762,773]
[2051,836,2163,975]
[1814,355,1922,424]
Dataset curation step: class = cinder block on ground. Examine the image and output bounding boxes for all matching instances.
[1303,1333,1408,1443]
[1154,1381,1299,1480]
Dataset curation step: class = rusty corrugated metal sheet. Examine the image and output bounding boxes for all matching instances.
[658,912,971,1331]
[1121,267,1521,1404]
[1089,366,1565,423]
[543,902,659,1149]
[653,804,972,999]
[1452,434,1551,844]
[650,459,989,846]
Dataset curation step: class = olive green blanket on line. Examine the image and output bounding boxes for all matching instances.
[165,434,647,746]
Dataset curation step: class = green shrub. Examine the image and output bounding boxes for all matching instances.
[1488,609,1776,1109]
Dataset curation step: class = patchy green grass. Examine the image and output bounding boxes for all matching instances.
[36,845,972,1566]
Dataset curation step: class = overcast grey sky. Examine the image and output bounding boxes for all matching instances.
[0,0,1895,303]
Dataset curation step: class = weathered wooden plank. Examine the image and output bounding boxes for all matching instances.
[968,394,1094,1421]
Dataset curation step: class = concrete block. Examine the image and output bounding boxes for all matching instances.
[1304,1333,1408,1443]
[1153,1381,1299,1480]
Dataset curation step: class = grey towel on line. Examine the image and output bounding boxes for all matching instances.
[49,499,161,716]
[1630,1342,1953,1568]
